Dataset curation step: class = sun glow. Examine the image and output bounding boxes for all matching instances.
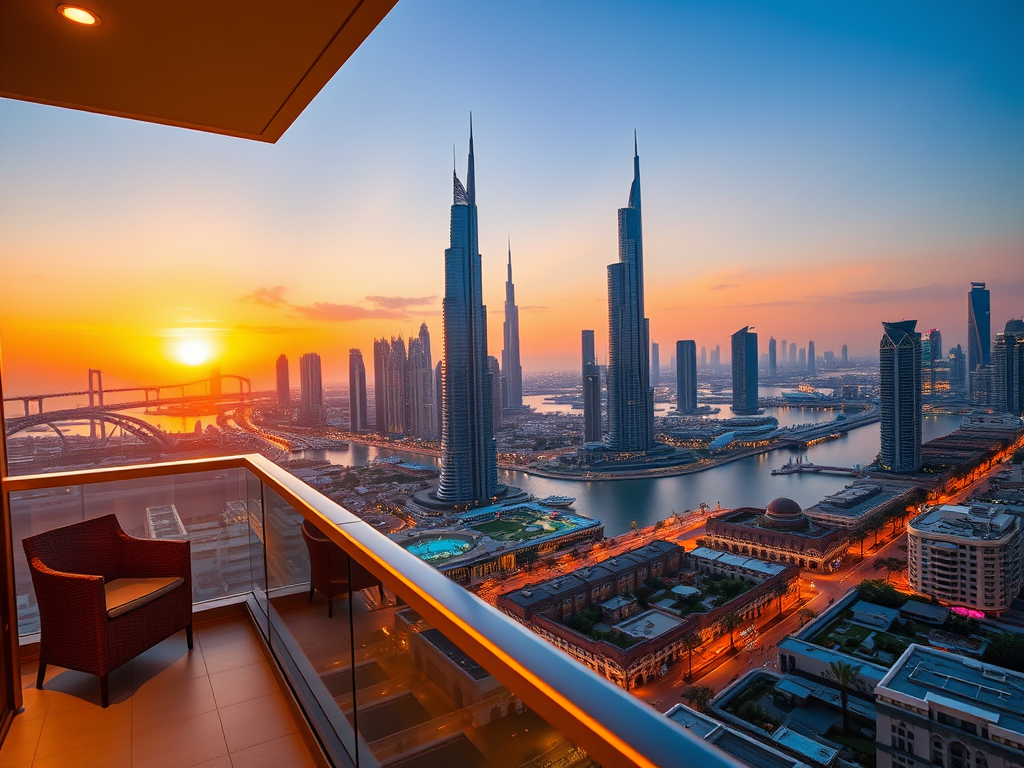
[173,337,215,367]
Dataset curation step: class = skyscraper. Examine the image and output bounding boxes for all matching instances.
[841,344,848,365]
[385,335,408,434]
[604,136,654,453]
[436,121,499,505]
[676,340,697,414]
[968,282,991,390]
[348,349,368,432]
[993,320,1024,416]
[651,342,660,387]
[710,345,721,368]
[880,321,922,473]
[699,346,707,368]
[275,354,289,407]
[731,327,758,414]
[373,338,390,434]
[502,244,523,409]
[927,329,942,363]
[488,356,502,429]
[299,352,324,426]
[768,336,777,379]
[582,330,602,443]
[949,345,966,396]
[408,330,436,438]
[807,340,816,377]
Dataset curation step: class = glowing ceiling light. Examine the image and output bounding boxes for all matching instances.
[58,5,100,25]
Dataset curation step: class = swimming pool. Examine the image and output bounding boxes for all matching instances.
[404,536,473,563]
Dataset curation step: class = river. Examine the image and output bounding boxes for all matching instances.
[298,410,963,537]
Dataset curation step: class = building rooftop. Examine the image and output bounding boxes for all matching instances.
[614,609,683,640]
[665,704,807,768]
[909,503,1018,540]
[689,546,789,578]
[850,600,901,624]
[777,637,890,685]
[771,726,839,765]
[804,480,915,524]
[878,644,1024,739]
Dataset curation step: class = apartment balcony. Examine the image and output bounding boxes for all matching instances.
[0,455,736,768]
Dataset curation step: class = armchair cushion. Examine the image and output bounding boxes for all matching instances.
[105,576,185,619]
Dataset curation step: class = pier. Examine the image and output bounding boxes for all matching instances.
[772,457,863,477]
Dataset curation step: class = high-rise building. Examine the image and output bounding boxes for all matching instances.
[501,244,523,409]
[798,348,806,369]
[968,282,991,395]
[582,330,602,443]
[275,354,290,407]
[807,340,816,377]
[879,321,922,473]
[604,137,654,453]
[407,329,436,438]
[949,344,966,396]
[373,338,390,433]
[768,337,777,379]
[436,122,498,505]
[781,340,788,366]
[676,340,697,415]
[731,327,758,415]
[699,346,707,368]
[348,349,368,432]
[841,344,848,365]
[434,361,443,440]
[385,335,408,434]
[993,319,1024,416]
[710,345,721,368]
[299,352,324,426]
[927,329,942,362]
[651,342,660,387]
[488,356,502,429]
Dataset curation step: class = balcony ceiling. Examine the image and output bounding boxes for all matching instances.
[0,0,398,142]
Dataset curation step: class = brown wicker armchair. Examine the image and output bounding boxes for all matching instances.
[301,519,382,617]
[22,514,193,707]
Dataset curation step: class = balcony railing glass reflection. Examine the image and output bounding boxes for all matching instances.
[4,456,738,768]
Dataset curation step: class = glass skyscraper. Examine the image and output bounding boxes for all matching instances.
[731,327,759,414]
[348,349,368,432]
[437,122,499,505]
[880,320,922,473]
[502,244,523,409]
[604,137,654,452]
[582,330,602,442]
[676,340,698,414]
[968,282,991,384]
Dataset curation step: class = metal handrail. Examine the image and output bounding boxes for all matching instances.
[3,455,739,768]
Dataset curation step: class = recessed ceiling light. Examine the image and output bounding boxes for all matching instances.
[57,5,100,25]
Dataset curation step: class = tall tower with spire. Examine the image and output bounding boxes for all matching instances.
[605,134,654,452]
[502,242,523,409]
[436,118,500,505]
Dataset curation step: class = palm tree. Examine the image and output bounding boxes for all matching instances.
[717,612,744,650]
[683,684,715,713]
[798,607,817,625]
[873,556,908,583]
[824,660,864,735]
[680,632,702,679]
[770,581,794,617]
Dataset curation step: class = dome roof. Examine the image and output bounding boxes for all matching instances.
[766,497,803,519]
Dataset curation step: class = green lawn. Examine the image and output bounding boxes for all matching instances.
[473,520,524,535]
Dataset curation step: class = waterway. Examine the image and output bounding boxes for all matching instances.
[299,411,963,538]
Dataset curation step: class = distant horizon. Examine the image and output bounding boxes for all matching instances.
[1,1,1021,395]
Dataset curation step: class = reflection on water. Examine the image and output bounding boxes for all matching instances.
[297,414,964,538]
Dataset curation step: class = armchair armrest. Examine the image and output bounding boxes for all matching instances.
[28,560,107,652]
[117,532,191,580]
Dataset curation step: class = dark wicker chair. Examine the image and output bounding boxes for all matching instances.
[22,514,192,707]
[301,519,382,617]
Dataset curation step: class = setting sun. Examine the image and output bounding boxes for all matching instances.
[173,337,215,367]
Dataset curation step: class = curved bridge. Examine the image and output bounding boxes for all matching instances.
[5,409,173,449]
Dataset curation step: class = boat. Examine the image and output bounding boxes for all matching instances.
[538,495,576,508]
[781,384,831,403]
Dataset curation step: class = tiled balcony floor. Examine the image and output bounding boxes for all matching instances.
[0,615,318,768]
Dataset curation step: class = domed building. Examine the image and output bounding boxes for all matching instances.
[704,498,848,571]
[761,497,809,531]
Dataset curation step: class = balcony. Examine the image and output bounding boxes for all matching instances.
[1,455,736,768]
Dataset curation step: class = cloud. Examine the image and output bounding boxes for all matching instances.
[365,295,437,310]
[710,283,738,291]
[293,303,406,322]
[242,285,288,307]
[520,305,550,312]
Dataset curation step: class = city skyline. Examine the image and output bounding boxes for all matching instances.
[0,1,1022,394]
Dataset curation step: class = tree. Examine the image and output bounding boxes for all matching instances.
[873,557,907,583]
[823,660,864,735]
[680,632,702,679]
[683,684,715,713]
[717,612,744,650]
[848,524,871,557]
[770,581,794,617]
[983,632,1024,673]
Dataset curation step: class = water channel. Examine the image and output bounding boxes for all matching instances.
[302,407,963,537]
